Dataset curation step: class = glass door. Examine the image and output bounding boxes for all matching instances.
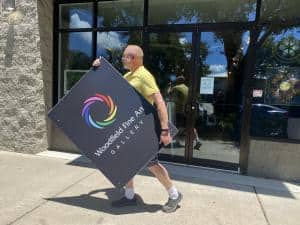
[190,30,250,170]
[146,29,249,170]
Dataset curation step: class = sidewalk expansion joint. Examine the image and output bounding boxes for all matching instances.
[253,186,271,225]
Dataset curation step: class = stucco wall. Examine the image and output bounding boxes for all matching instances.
[0,0,48,153]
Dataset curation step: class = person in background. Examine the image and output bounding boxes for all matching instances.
[168,76,202,150]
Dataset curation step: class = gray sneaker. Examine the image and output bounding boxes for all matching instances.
[162,192,183,213]
[111,196,137,208]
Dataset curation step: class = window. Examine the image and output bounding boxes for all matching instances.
[148,0,256,25]
[57,1,142,99]
[98,0,144,28]
[253,25,300,140]
[58,32,92,98]
[260,0,300,23]
[59,3,93,29]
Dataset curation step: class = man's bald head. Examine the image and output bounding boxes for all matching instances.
[124,45,144,58]
[122,45,144,71]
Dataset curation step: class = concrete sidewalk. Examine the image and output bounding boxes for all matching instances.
[1,150,300,225]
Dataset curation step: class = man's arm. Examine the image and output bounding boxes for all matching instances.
[150,92,172,145]
[151,92,169,129]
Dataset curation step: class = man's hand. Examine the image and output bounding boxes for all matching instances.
[160,132,172,146]
[92,57,101,67]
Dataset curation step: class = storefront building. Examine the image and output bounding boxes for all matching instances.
[0,0,299,181]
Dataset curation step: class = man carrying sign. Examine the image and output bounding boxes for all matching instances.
[92,45,182,213]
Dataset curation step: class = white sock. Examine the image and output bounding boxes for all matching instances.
[125,188,135,199]
[168,186,179,200]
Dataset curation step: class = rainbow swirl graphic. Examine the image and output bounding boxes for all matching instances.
[81,93,117,129]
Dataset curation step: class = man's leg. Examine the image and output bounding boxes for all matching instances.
[111,178,137,207]
[193,128,202,150]
[148,163,182,213]
[124,179,135,199]
[148,163,172,190]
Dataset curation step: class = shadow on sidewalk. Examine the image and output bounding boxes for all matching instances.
[66,155,298,199]
[45,188,162,215]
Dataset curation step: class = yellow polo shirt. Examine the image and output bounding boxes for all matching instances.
[124,66,160,105]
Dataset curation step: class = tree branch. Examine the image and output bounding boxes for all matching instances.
[256,27,273,47]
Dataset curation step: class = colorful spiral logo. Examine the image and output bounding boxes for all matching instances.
[81,93,117,129]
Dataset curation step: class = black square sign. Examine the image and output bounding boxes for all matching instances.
[48,59,178,187]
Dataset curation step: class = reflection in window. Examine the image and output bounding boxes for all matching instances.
[97,31,142,73]
[98,0,143,27]
[197,31,249,145]
[59,3,93,29]
[148,32,193,92]
[201,32,227,77]
[254,28,300,106]
[200,31,250,105]
[254,27,300,140]
[260,0,300,22]
[149,0,256,25]
[148,32,193,157]
[58,32,92,98]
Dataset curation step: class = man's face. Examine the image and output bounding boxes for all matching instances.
[122,49,134,70]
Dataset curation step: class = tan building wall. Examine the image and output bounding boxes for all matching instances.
[248,139,300,182]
